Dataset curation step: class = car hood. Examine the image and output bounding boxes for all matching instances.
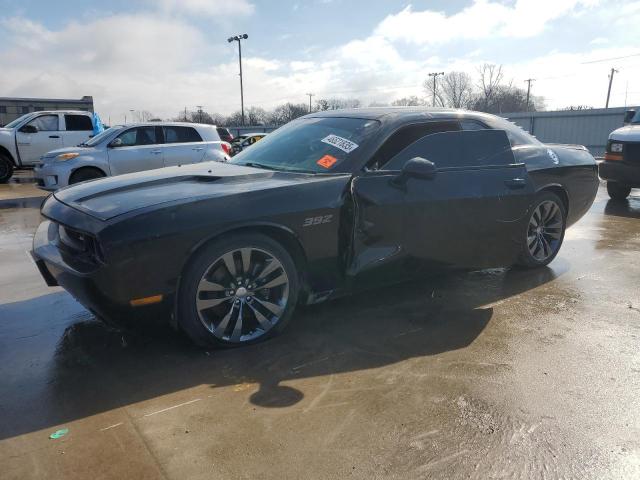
[53,162,346,221]
[609,125,640,142]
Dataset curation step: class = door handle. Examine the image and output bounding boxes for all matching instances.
[504,178,527,189]
[192,147,204,151]
[151,150,162,154]
[49,135,60,138]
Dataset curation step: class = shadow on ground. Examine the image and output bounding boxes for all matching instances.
[0,262,567,440]
[603,196,640,219]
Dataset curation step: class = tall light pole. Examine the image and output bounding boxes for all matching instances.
[228,33,248,125]
[306,93,315,113]
[428,72,444,107]
[605,67,618,109]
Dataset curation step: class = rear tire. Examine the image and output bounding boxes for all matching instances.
[0,155,14,183]
[606,181,631,201]
[517,191,567,268]
[69,167,105,185]
[177,233,300,348]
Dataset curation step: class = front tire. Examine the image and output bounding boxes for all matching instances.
[69,167,105,185]
[607,181,631,201]
[177,233,300,348]
[0,155,14,183]
[517,191,567,268]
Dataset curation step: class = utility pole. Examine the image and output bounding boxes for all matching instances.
[196,105,203,123]
[524,78,535,111]
[184,106,188,122]
[228,34,249,125]
[428,72,444,107]
[605,67,618,108]
[306,93,315,113]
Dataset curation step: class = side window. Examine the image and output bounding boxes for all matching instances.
[371,121,460,170]
[27,115,59,131]
[386,130,515,170]
[65,114,93,131]
[116,127,158,147]
[116,129,137,147]
[163,126,203,143]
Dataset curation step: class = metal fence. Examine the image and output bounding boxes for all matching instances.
[227,126,278,138]
[228,106,637,157]
[503,106,637,157]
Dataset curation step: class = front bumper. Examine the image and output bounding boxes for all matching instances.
[599,161,640,187]
[33,161,71,191]
[31,220,171,322]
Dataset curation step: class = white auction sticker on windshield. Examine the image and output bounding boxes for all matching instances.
[321,134,359,153]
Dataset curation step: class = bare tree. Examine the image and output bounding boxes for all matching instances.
[246,106,268,125]
[440,71,474,109]
[268,103,308,125]
[315,97,361,111]
[391,96,426,106]
[476,64,504,110]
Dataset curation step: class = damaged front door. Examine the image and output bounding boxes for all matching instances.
[349,129,535,279]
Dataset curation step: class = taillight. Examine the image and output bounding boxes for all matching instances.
[221,143,231,155]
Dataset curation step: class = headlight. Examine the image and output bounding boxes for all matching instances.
[610,142,623,153]
[56,152,80,161]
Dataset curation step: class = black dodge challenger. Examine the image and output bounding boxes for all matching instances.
[32,108,599,347]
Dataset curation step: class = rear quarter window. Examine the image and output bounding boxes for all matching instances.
[65,114,93,131]
[163,126,203,143]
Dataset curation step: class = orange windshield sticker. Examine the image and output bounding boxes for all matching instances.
[317,155,338,169]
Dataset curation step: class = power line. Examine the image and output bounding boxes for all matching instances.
[581,53,640,64]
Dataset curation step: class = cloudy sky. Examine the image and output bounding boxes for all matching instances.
[1,0,639,122]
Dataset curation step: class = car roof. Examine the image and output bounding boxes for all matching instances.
[29,110,92,115]
[305,107,501,123]
[116,122,217,128]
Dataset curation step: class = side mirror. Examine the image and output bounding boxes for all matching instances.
[391,157,436,188]
[109,138,124,148]
[19,124,38,134]
[624,109,636,125]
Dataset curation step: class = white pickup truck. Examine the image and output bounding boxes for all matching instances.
[0,110,95,182]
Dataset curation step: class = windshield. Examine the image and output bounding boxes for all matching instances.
[4,113,35,129]
[82,126,123,146]
[230,117,380,173]
[631,110,640,124]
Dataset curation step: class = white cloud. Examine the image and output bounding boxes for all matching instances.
[153,0,255,17]
[374,0,600,45]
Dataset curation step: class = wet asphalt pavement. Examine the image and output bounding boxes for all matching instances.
[0,178,639,479]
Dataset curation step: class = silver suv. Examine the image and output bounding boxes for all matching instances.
[34,122,230,190]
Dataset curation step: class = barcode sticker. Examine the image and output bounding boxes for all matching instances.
[321,134,359,153]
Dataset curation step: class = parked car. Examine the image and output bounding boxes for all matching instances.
[599,109,640,200]
[0,110,95,182]
[216,127,234,143]
[231,132,267,155]
[34,123,230,190]
[32,108,598,347]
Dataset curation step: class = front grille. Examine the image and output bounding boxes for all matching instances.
[623,143,640,164]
